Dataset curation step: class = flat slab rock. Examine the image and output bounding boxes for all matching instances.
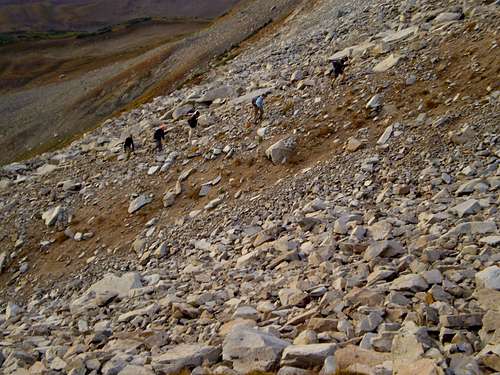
[222,328,290,374]
[71,272,142,311]
[128,195,152,214]
[281,344,337,368]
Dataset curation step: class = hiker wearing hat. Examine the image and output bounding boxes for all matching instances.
[187,110,201,142]
[153,125,166,152]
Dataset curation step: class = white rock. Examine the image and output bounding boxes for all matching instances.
[377,125,394,145]
[366,94,383,109]
[154,344,220,369]
[128,195,152,214]
[476,266,500,291]
[222,328,290,373]
[434,12,462,24]
[42,206,66,227]
[390,274,429,292]
[373,54,402,73]
[281,344,337,368]
[266,137,297,165]
[6,302,21,320]
[451,199,481,217]
[118,365,155,375]
[147,166,160,175]
[346,137,362,152]
[71,272,142,312]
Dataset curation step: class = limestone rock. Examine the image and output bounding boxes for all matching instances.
[128,195,152,214]
[266,137,297,165]
[476,266,500,290]
[373,54,402,73]
[335,345,390,372]
[222,328,290,373]
[390,274,428,292]
[281,344,337,368]
[71,272,142,312]
[153,344,220,370]
[346,137,362,152]
[42,206,67,227]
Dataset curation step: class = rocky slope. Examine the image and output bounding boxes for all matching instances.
[0,0,499,374]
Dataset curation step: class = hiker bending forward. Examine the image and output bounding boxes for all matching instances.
[124,135,135,159]
[187,111,201,142]
[153,126,166,152]
[252,95,264,124]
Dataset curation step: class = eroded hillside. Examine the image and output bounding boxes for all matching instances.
[0,0,499,374]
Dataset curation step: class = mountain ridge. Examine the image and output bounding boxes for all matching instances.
[0,0,240,32]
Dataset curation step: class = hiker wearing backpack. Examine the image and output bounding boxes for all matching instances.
[153,125,166,152]
[187,110,201,142]
[123,135,135,159]
[252,94,265,124]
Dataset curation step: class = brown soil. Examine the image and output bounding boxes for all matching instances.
[2,22,498,299]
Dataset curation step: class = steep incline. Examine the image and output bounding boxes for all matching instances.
[0,0,499,374]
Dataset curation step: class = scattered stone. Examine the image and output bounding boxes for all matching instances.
[128,195,152,214]
[346,137,362,152]
[222,328,289,373]
[476,266,500,290]
[266,137,297,164]
[281,344,337,368]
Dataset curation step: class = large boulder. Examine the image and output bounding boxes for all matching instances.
[266,137,297,165]
[71,272,142,312]
[128,195,152,214]
[152,344,220,372]
[118,366,155,375]
[434,12,463,24]
[222,328,290,373]
[373,54,402,73]
[281,344,337,368]
[334,345,390,372]
[390,274,429,292]
[172,104,194,120]
[476,266,500,290]
[42,206,67,227]
[198,85,237,103]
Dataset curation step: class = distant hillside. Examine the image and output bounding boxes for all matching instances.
[0,0,240,32]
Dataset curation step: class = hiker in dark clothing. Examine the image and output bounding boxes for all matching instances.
[187,111,200,142]
[252,95,264,124]
[331,56,349,83]
[153,126,166,152]
[124,135,135,159]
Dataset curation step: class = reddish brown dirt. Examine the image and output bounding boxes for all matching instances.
[1,18,499,300]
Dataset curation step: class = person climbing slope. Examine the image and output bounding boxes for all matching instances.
[331,56,349,84]
[153,125,166,152]
[123,135,135,159]
[252,94,265,124]
[187,110,201,142]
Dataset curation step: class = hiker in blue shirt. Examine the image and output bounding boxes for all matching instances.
[252,94,265,124]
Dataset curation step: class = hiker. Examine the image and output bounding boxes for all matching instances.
[331,56,349,84]
[252,94,265,124]
[153,125,166,152]
[187,110,201,142]
[123,135,135,159]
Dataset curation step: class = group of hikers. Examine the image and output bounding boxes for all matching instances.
[123,94,265,157]
[123,56,349,158]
